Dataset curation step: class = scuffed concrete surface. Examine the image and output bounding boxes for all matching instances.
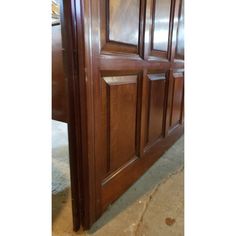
[135,170,184,236]
[52,120,184,236]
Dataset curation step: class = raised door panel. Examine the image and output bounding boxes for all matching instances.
[150,0,173,58]
[147,73,166,144]
[102,75,140,173]
[109,0,140,45]
[101,0,144,54]
[153,0,172,51]
[175,0,184,59]
[99,74,142,211]
[170,72,184,128]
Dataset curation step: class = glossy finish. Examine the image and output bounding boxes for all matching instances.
[52,24,68,122]
[147,74,166,144]
[153,0,172,51]
[61,0,184,230]
[106,75,138,171]
[170,72,184,128]
[109,0,140,45]
[176,0,184,58]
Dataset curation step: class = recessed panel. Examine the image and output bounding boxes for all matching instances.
[171,75,183,127]
[153,0,172,51]
[109,0,140,45]
[147,74,166,143]
[103,75,138,172]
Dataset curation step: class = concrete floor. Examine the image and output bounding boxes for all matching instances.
[52,121,184,236]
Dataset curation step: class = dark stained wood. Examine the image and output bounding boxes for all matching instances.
[104,75,138,172]
[59,0,81,231]
[147,74,166,144]
[60,0,184,230]
[59,0,84,231]
[52,24,68,122]
[170,72,184,127]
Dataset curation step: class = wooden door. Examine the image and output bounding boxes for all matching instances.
[61,0,184,230]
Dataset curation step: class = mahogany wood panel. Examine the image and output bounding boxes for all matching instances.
[175,0,184,59]
[153,0,172,52]
[170,72,184,128]
[52,24,68,122]
[100,0,146,55]
[109,0,140,45]
[105,76,138,172]
[147,73,166,144]
[61,0,184,230]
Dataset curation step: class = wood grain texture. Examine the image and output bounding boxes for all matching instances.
[109,77,138,171]
[147,74,166,144]
[101,75,140,173]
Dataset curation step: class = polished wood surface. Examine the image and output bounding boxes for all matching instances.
[52,24,68,122]
[176,0,184,59]
[109,76,138,171]
[147,73,166,144]
[109,0,140,45]
[170,72,184,127]
[61,0,184,230]
[153,0,172,51]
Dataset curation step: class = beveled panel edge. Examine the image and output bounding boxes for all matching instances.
[101,156,139,186]
[147,73,166,81]
[173,72,184,78]
[103,75,138,85]
[173,68,184,78]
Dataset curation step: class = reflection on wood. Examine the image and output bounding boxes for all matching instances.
[176,0,184,58]
[153,0,172,51]
[109,0,140,45]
